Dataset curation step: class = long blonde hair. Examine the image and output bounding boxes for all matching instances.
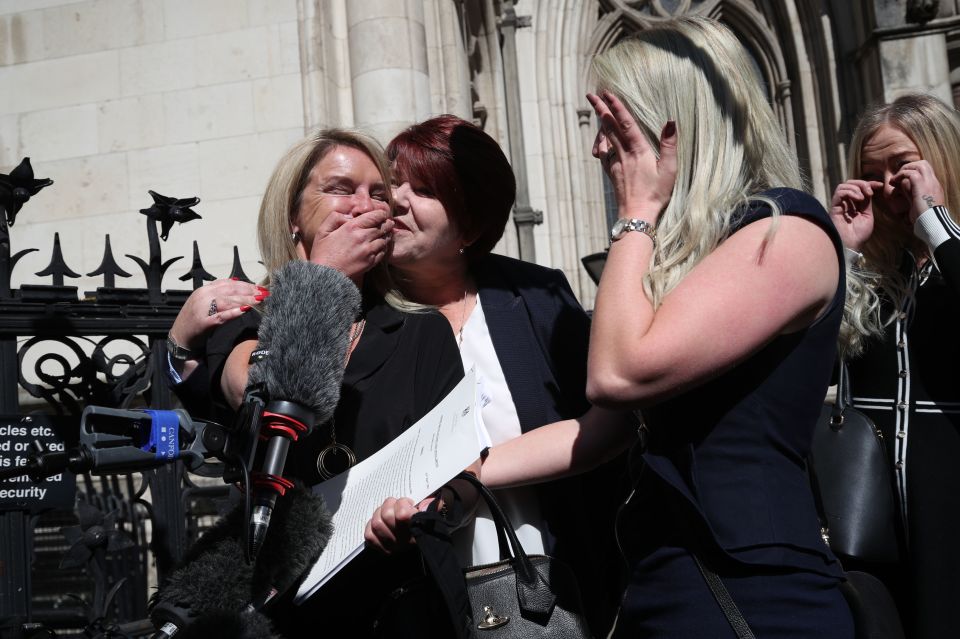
[256,128,397,298]
[842,93,960,356]
[592,16,802,308]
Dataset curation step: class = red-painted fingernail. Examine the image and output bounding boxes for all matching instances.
[257,286,269,295]
[240,305,252,312]
[230,277,239,281]
[255,293,267,302]
[663,120,676,138]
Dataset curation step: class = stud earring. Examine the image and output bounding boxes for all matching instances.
[291,231,301,243]
[458,247,465,255]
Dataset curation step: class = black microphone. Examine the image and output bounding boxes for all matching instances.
[246,261,360,559]
[149,485,332,638]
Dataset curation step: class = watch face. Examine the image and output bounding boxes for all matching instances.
[611,218,627,240]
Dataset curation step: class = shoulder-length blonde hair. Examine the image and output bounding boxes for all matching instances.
[843,93,960,355]
[257,128,396,297]
[591,16,802,309]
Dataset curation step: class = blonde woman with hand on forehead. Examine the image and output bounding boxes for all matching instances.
[480,17,854,637]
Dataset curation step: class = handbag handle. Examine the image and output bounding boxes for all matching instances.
[451,472,557,616]
[408,472,559,637]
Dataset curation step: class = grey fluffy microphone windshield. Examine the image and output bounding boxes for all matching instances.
[252,484,333,607]
[247,261,361,421]
[149,485,332,638]
[247,261,360,559]
[150,538,275,639]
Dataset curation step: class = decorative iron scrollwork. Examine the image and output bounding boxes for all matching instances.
[138,190,202,242]
[0,157,250,631]
[18,335,152,415]
[0,158,53,228]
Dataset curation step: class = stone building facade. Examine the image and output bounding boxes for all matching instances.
[2,0,959,307]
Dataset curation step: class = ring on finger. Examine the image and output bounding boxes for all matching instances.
[208,299,218,316]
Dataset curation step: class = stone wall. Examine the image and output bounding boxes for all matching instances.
[0,0,307,291]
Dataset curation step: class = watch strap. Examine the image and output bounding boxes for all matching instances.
[612,218,657,244]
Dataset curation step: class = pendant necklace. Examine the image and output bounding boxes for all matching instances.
[315,316,364,480]
[316,418,358,480]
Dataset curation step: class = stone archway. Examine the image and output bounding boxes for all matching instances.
[453,0,849,302]
[506,0,848,305]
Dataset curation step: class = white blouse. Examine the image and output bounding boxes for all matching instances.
[455,298,549,565]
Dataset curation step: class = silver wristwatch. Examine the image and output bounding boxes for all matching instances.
[610,218,656,244]
[166,335,197,361]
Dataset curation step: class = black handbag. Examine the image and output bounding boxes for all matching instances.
[374,472,591,639]
[808,360,901,563]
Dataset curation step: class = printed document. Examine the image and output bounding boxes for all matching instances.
[295,369,485,603]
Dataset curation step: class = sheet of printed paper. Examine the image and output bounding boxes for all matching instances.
[295,369,485,603]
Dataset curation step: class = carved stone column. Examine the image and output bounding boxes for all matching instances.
[346,0,431,142]
[499,0,541,262]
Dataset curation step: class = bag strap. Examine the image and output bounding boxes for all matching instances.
[809,359,860,556]
[837,359,852,411]
[806,446,834,551]
[826,359,850,425]
[692,554,756,639]
[809,362,846,548]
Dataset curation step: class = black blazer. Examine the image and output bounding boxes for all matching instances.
[473,253,630,634]
[179,294,464,639]
[474,253,592,429]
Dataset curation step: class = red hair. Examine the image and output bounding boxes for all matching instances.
[387,115,516,260]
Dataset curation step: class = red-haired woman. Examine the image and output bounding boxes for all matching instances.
[365,115,635,635]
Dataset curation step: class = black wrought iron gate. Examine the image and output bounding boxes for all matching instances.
[0,159,252,638]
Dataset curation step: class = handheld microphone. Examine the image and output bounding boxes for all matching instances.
[246,261,360,559]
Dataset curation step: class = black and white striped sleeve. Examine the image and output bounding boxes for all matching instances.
[915,205,960,296]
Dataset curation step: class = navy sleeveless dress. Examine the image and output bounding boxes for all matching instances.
[613,188,854,638]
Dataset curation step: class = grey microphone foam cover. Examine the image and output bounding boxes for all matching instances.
[247,261,361,425]
[253,485,333,596]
